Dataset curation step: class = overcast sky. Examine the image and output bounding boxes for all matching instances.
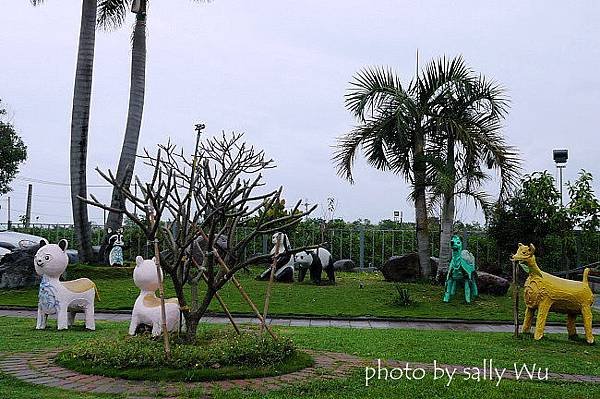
[1,1,599,225]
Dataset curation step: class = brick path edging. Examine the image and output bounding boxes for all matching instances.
[0,349,365,398]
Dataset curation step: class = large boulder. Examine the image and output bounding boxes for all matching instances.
[476,271,510,296]
[380,253,421,281]
[333,259,355,271]
[0,243,43,289]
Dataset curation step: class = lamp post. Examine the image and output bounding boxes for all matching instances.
[553,149,568,206]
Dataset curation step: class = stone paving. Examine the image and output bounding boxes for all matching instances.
[0,349,364,398]
[2,308,599,334]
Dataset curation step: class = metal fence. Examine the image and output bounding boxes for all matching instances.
[2,223,599,272]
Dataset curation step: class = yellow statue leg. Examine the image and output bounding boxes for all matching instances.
[581,306,595,344]
[533,300,552,340]
[566,313,577,340]
[522,307,534,334]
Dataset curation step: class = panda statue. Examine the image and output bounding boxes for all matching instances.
[294,247,335,285]
[107,228,125,266]
[256,233,294,283]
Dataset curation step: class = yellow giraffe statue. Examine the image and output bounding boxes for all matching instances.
[511,243,595,344]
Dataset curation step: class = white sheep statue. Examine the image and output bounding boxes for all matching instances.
[35,239,98,330]
[129,256,180,336]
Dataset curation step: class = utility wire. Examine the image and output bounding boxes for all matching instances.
[16,176,112,188]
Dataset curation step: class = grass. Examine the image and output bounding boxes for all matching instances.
[1,317,600,398]
[0,264,589,323]
[57,351,313,382]
[55,328,312,382]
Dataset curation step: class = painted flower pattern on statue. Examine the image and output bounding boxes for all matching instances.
[38,275,59,313]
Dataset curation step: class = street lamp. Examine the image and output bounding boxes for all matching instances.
[553,149,568,205]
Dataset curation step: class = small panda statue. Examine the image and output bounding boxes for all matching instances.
[107,228,125,266]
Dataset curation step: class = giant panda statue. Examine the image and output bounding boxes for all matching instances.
[294,247,335,285]
[256,233,294,283]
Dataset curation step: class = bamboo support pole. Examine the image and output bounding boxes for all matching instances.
[512,260,519,337]
[261,233,281,334]
[211,248,277,340]
[146,207,171,357]
[191,257,241,335]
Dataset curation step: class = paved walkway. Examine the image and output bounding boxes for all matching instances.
[1,308,600,334]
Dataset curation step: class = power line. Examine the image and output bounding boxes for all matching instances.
[16,176,112,188]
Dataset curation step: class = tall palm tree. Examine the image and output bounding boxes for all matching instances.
[429,75,520,271]
[334,56,491,277]
[32,0,97,262]
[96,0,147,239]
[98,0,208,249]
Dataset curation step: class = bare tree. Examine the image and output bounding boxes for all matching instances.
[81,125,318,342]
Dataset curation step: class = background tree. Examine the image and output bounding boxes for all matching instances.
[335,56,498,278]
[0,101,27,195]
[567,170,600,232]
[82,128,319,341]
[487,170,600,272]
[31,0,97,261]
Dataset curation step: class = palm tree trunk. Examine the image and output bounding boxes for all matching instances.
[70,0,97,262]
[438,137,456,274]
[105,9,147,234]
[413,131,431,278]
[439,194,455,270]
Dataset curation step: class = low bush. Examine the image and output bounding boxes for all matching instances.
[56,328,312,381]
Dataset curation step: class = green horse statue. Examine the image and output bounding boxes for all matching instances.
[443,235,478,303]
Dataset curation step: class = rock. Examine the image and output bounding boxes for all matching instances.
[476,271,510,296]
[333,259,355,271]
[0,244,42,289]
[430,256,439,278]
[185,234,229,266]
[379,253,421,282]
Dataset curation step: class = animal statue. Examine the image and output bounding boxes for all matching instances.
[129,256,180,337]
[294,247,335,285]
[443,235,478,303]
[257,232,294,282]
[512,243,595,343]
[34,239,98,330]
[107,228,124,266]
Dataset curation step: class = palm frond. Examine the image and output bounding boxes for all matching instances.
[97,0,131,31]
[345,66,405,121]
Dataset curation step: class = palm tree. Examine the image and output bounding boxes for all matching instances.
[32,0,97,262]
[96,0,147,240]
[334,56,496,277]
[98,1,209,249]
[428,75,520,272]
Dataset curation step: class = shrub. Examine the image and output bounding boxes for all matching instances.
[57,328,296,371]
[390,284,413,306]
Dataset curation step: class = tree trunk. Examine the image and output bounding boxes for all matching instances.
[105,9,147,234]
[70,0,97,262]
[413,131,431,278]
[438,137,456,275]
[438,193,455,271]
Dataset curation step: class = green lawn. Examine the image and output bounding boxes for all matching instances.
[0,264,586,323]
[1,317,600,398]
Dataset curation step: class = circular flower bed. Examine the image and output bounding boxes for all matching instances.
[56,328,313,382]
